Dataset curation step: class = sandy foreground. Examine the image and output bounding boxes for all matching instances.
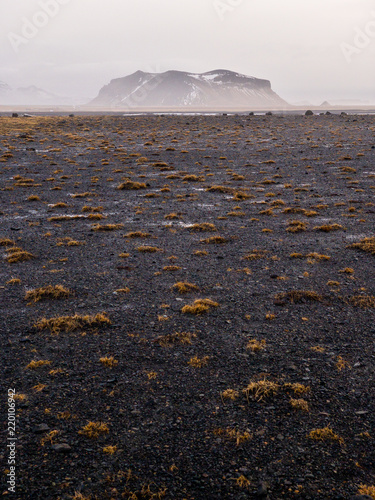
[0,114,374,499]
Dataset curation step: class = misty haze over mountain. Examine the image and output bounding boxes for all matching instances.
[1,1,374,108]
[90,70,288,110]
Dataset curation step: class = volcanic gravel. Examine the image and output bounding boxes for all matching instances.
[1,113,375,500]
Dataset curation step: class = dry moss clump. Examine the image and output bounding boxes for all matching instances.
[117,181,147,190]
[190,223,217,232]
[25,285,71,304]
[358,485,375,499]
[290,398,309,412]
[243,249,268,261]
[275,290,324,304]
[137,245,162,253]
[349,237,375,255]
[91,223,123,231]
[0,238,15,246]
[200,236,228,244]
[155,332,196,347]
[172,282,199,294]
[206,185,232,193]
[78,422,109,439]
[221,389,240,401]
[35,312,111,334]
[314,223,344,232]
[346,295,375,308]
[6,248,35,263]
[247,339,266,352]
[124,231,150,238]
[188,356,209,368]
[26,360,51,370]
[182,298,219,315]
[99,356,119,368]
[243,379,280,401]
[213,428,251,446]
[286,220,308,233]
[308,427,343,444]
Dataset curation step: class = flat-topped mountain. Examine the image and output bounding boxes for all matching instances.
[90,69,288,110]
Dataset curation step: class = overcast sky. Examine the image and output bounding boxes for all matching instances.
[1,0,374,104]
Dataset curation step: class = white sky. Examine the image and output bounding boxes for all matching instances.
[1,0,374,104]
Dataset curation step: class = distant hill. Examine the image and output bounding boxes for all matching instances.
[90,69,288,110]
[0,81,84,106]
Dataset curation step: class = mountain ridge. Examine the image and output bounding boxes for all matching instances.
[90,69,288,110]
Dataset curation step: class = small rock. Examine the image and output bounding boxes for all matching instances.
[52,443,71,453]
[33,423,50,434]
[305,110,314,116]
[256,481,269,497]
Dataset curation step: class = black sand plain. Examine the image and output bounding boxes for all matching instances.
[1,114,375,499]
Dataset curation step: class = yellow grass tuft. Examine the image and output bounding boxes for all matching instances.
[290,398,309,411]
[99,356,119,368]
[82,205,103,212]
[284,382,310,395]
[221,389,239,401]
[25,285,71,304]
[155,332,196,347]
[206,185,232,193]
[243,249,268,261]
[236,475,251,488]
[182,298,219,315]
[347,295,375,308]
[213,428,251,446]
[358,485,375,499]
[7,278,21,285]
[188,356,209,368]
[26,360,51,370]
[117,181,146,190]
[172,282,199,294]
[137,245,162,253]
[190,223,217,232]
[6,250,34,263]
[200,236,228,244]
[163,265,181,271]
[314,223,344,232]
[103,445,117,455]
[243,379,280,401]
[306,252,331,261]
[124,231,150,238]
[308,427,343,444]
[91,223,123,231]
[34,312,111,334]
[247,339,266,352]
[286,220,308,233]
[336,356,351,371]
[349,237,375,255]
[79,421,109,439]
[0,238,15,246]
[275,290,324,304]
